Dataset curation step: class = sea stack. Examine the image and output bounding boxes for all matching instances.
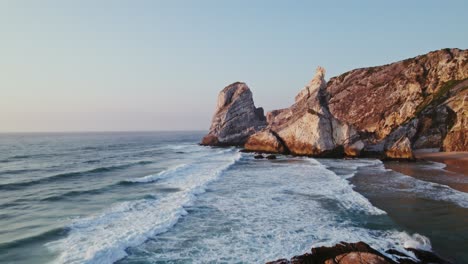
[201,82,267,146]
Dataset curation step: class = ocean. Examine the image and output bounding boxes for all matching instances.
[0,132,466,264]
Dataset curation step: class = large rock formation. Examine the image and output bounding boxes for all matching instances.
[201,82,266,146]
[202,48,468,158]
[246,67,359,156]
[325,48,467,156]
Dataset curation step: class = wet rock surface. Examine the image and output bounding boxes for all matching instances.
[266,242,451,264]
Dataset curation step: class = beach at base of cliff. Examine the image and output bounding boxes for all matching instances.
[413,149,468,176]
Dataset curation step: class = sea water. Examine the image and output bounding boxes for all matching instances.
[0,132,466,263]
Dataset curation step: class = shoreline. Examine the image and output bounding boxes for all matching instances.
[414,150,468,176]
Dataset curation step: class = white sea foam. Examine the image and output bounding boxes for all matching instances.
[120,156,429,263]
[423,161,447,170]
[47,149,241,264]
[299,159,385,215]
[372,163,468,208]
[124,164,189,183]
[47,152,445,264]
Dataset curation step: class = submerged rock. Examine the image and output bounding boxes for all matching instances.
[201,82,266,146]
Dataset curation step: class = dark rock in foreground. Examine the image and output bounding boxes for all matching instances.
[266,241,451,264]
[254,154,265,159]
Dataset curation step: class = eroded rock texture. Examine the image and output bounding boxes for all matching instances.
[201,82,267,146]
[246,67,359,156]
[203,49,468,157]
[325,48,468,154]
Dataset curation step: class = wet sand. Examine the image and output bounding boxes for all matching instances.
[352,156,468,263]
[384,150,468,193]
[414,150,468,176]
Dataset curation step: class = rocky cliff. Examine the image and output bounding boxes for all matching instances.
[245,67,359,156]
[201,82,267,146]
[325,48,468,157]
[202,48,468,158]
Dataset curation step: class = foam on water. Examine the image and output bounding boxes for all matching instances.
[119,155,430,263]
[124,164,189,183]
[373,163,468,208]
[47,148,241,264]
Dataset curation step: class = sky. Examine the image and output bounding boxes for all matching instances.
[0,0,467,132]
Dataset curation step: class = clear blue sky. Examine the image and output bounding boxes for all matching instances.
[1,0,467,132]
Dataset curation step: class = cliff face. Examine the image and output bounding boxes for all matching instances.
[201,82,267,146]
[202,48,468,157]
[325,48,468,155]
[246,67,359,156]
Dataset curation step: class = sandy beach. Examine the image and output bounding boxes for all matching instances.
[414,150,468,176]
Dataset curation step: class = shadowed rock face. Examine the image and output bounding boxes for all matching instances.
[201,82,267,146]
[202,48,467,157]
[442,79,468,151]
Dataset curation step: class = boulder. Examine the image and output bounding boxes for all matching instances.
[245,130,286,153]
[344,140,365,157]
[385,137,415,160]
[201,82,266,146]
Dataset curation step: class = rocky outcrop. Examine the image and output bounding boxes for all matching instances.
[325,48,467,154]
[202,48,468,158]
[201,82,267,146]
[245,130,286,153]
[245,67,359,156]
[384,137,415,160]
[266,241,451,264]
[442,79,468,151]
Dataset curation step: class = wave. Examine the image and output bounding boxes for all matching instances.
[1,153,58,162]
[39,188,110,202]
[0,168,37,176]
[0,160,153,191]
[46,150,241,264]
[123,164,189,183]
[117,155,430,263]
[386,168,468,208]
[308,159,386,215]
[0,228,67,250]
